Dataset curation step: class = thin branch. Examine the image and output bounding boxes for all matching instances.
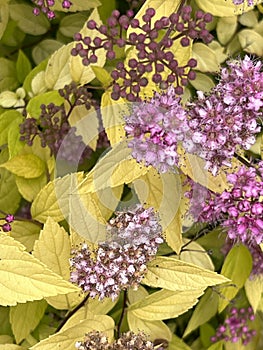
[117,290,127,338]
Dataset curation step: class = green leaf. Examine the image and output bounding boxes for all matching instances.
[23,59,48,95]
[239,10,259,27]
[59,13,87,38]
[10,221,41,252]
[192,43,220,73]
[30,315,114,350]
[200,323,215,348]
[190,72,215,93]
[0,235,79,306]
[168,334,192,350]
[33,218,82,310]
[195,0,257,16]
[69,9,106,85]
[10,300,47,343]
[128,288,205,320]
[245,276,263,313]
[207,341,224,350]
[0,58,19,93]
[52,0,101,11]
[218,244,253,313]
[9,2,50,35]
[143,256,229,291]
[26,91,64,118]
[216,16,238,45]
[15,173,47,202]
[0,306,12,336]
[183,288,219,337]
[32,40,63,66]
[238,29,263,56]
[31,172,84,223]
[0,110,21,146]
[8,116,25,159]
[1,20,25,47]
[91,66,113,87]
[16,51,32,84]
[0,0,9,40]
[0,154,46,179]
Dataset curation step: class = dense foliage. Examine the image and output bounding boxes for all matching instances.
[0,0,263,349]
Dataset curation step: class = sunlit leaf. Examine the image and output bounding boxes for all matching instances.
[238,29,263,56]
[216,16,238,45]
[0,235,79,306]
[245,276,263,313]
[192,43,220,73]
[195,0,258,16]
[179,239,214,271]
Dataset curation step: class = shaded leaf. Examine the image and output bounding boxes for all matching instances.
[0,58,18,93]
[15,173,47,202]
[0,0,9,40]
[11,221,41,252]
[16,50,32,84]
[32,40,63,66]
[238,29,263,56]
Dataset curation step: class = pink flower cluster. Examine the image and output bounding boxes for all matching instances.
[186,56,262,175]
[211,307,256,345]
[70,205,163,301]
[125,86,188,173]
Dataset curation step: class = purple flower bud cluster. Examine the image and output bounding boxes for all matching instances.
[75,330,162,350]
[0,214,14,232]
[72,6,213,101]
[70,205,163,301]
[190,164,263,245]
[185,56,262,175]
[32,0,72,20]
[211,307,256,345]
[19,83,101,163]
[124,86,188,172]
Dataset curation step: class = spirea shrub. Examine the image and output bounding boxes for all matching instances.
[0,0,263,349]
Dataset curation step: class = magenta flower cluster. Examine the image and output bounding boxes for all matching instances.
[75,330,159,350]
[32,0,72,19]
[232,0,257,6]
[186,56,262,175]
[70,205,163,301]
[211,307,256,345]
[125,86,188,173]
[0,214,14,232]
[202,165,263,245]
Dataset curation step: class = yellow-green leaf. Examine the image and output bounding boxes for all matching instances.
[216,16,238,45]
[80,141,147,192]
[0,167,21,214]
[0,154,45,179]
[31,172,84,223]
[128,288,204,320]
[179,239,214,271]
[70,9,106,85]
[8,117,25,159]
[0,110,21,146]
[218,244,253,313]
[190,72,215,93]
[127,311,172,342]
[100,90,127,146]
[245,276,263,313]
[10,300,47,343]
[195,0,258,17]
[15,173,47,202]
[133,167,183,253]
[0,0,9,41]
[168,334,192,350]
[238,29,263,56]
[33,217,82,310]
[0,345,25,350]
[52,0,101,12]
[192,43,220,73]
[239,10,259,27]
[30,315,114,350]
[44,43,73,90]
[183,288,219,337]
[91,66,113,87]
[143,256,229,291]
[0,235,79,306]
[11,221,41,252]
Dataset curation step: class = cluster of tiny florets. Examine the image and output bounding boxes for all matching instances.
[32,0,72,20]
[124,86,188,172]
[75,330,163,350]
[211,307,256,345]
[19,83,104,163]
[232,0,258,6]
[72,6,213,101]
[188,164,263,246]
[0,214,14,232]
[186,56,262,175]
[70,205,163,301]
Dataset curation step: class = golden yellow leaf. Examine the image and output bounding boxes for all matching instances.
[33,217,82,310]
[0,235,79,306]
[0,154,45,179]
[245,276,263,313]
